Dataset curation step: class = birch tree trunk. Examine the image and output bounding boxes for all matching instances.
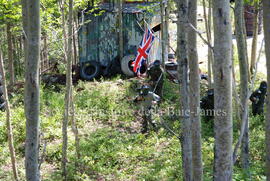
[6,23,15,85]
[161,0,165,66]
[40,42,44,73]
[202,0,214,88]
[70,89,80,166]
[177,0,193,180]
[0,42,18,181]
[22,0,28,64]
[250,6,259,77]
[262,0,270,180]
[213,0,233,180]
[22,0,41,180]
[62,0,73,179]
[160,0,169,66]
[188,0,202,180]
[234,0,250,170]
[164,3,169,61]
[208,0,214,87]
[72,23,77,65]
[43,34,49,69]
[59,0,68,62]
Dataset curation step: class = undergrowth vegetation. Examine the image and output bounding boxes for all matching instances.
[0,77,267,180]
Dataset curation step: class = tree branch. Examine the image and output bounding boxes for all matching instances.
[232,38,265,164]
[188,22,214,50]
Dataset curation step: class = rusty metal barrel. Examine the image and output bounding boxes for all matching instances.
[244,5,262,37]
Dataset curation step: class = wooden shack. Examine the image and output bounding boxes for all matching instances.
[78,2,161,80]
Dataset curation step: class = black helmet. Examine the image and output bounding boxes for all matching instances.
[168,53,175,59]
[153,60,161,67]
[207,89,214,96]
[140,85,150,96]
[259,81,267,90]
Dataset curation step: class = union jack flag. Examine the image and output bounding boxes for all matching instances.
[133,27,155,75]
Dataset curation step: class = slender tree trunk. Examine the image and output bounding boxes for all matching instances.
[160,0,169,101]
[250,6,259,77]
[203,0,213,88]
[160,0,164,63]
[40,42,44,73]
[70,89,80,166]
[22,0,41,180]
[74,15,79,65]
[177,0,193,180]
[18,36,22,58]
[234,0,250,171]
[72,23,77,65]
[6,23,15,85]
[59,0,68,62]
[118,0,123,61]
[0,42,19,181]
[18,36,23,75]
[159,0,168,97]
[188,0,202,180]
[62,0,73,179]
[43,34,49,69]
[262,0,270,180]
[13,36,20,76]
[212,0,233,180]
[242,13,250,82]
[208,0,215,86]
[231,47,241,122]
[165,4,170,59]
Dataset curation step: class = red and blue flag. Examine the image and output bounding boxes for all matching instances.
[133,27,155,75]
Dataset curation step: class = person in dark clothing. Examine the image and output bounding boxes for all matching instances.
[134,85,160,133]
[0,76,5,111]
[147,60,164,97]
[200,89,215,121]
[250,81,267,116]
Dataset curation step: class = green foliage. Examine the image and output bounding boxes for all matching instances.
[0,0,21,25]
[0,78,268,180]
[244,0,261,6]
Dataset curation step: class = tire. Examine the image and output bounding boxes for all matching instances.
[80,61,101,81]
[121,55,135,77]
[0,96,5,103]
[0,86,3,96]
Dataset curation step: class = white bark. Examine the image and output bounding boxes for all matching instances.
[0,42,18,181]
[234,0,250,170]
[250,5,259,76]
[22,0,41,180]
[59,0,68,62]
[188,0,203,180]
[203,0,214,88]
[6,23,15,85]
[262,0,270,180]
[62,0,73,179]
[177,0,193,180]
[213,0,233,180]
[160,0,168,66]
[164,3,169,63]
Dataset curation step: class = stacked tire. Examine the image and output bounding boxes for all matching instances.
[80,61,101,81]
[0,75,5,111]
[121,55,135,77]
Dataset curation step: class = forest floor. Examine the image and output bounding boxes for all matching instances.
[0,77,267,180]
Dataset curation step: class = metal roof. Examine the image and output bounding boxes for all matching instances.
[87,2,159,14]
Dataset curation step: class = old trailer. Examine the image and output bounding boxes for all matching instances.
[78,2,161,80]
